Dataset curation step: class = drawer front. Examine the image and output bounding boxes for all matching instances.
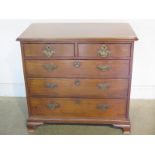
[28,78,128,98]
[29,97,126,118]
[25,60,130,78]
[78,44,131,58]
[23,43,75,58]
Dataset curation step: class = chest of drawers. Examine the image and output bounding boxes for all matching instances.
[17,23,138,134]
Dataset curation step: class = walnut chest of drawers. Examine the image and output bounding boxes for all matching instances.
[17,23,138,134]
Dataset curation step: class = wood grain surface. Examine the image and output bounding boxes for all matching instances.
[17,23,138,41]
[27,78,128,98]
[23,43,75,58]
[25,60,130,78]
[17,23,138,134]
[78,43,131,58]
[29,97,126,118]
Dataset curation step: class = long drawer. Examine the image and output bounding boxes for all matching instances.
[25,60,130,78]
[29,97,126,119]
[27,78,128,98]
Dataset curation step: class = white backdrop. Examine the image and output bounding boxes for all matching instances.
[0,20,155,98]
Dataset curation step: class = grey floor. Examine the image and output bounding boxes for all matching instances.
[0,97,155,135]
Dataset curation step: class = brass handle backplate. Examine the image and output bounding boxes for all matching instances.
[73,60,81,68]
[97,65,111,71]
[45,83,58,89]
[97,83,109,90]
[42,45,55,57]
[43,64,57,71]
[96,104,109,111]
[98,45,110,57]
[47,103,59,109]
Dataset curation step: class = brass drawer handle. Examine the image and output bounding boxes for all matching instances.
[74,79,80,86]
[98,45,110,57]
[47,103,60,109]
[43,64,57,71]
[73,60,81,68]
[45,83,58,89]
[42,45,55,57]
[97,65,111,71]
[96,104,109,111]
[97,83,109,90]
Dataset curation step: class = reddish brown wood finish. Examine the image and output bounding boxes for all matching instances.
[28,78,128,98]
[17,23,138,134]
[29,97,126,118]
[78,43,131,58]
[23,43,75,58]
[17,23,138,41]
[25,60,130,78]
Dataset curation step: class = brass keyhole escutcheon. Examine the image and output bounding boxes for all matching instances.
[74,79,80,86]
[73,60,81,68]
[75,98,81,104]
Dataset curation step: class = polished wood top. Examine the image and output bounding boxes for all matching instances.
[17,23,138,41]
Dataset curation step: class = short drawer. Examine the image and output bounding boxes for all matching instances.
[78,43,131,58]
[28,78,128,98]
[23,43,75,58]
[29,97,126,119]
[25,60,130,78]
